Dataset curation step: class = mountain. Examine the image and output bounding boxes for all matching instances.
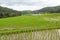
[0,5,60,18]
[35,6,60,13]
[20,6,60,15]
[21,10,33,15]
[0,6,21,18]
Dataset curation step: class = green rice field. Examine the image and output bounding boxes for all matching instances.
[0,13,60,34]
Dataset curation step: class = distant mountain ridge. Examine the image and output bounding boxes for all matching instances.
[0,6,21,18]
[35,6,60,13]
[0,5,60,18]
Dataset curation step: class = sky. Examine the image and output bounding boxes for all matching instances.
[0,0,60,11]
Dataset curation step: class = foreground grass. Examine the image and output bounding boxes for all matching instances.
[0,13,60,34]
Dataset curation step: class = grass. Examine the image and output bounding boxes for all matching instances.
[0,13,60,34]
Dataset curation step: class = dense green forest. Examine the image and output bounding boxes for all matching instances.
[0,6,60,18]
[0,6,21,18]
[21,6,60,14]
[34,6,60,13]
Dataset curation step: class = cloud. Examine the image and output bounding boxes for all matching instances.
[0,0,60,11]
[1,5,43,11]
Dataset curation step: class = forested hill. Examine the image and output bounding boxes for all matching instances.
[0,6,21,18]
[35,6,60,13]
[0,6,60,18]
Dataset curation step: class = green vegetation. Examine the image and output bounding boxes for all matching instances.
[1,5,60,18]
[33,6,60,13]
[0,6,21,18]
[0,13,60,34]
[0,5,60,40]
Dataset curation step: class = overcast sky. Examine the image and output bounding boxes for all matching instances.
[0,0,60,11]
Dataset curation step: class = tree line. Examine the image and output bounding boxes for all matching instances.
[0,6,60,18]
[37,6,60,13]
[0,6,21,18]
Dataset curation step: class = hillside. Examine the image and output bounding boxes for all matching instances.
[0,6,60,17]
[38,6,60,13]
[21,6,60,14]
[35,6,60,13]
[0,6,21,18]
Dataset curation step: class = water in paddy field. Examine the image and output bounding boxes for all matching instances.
[0,29,60,40]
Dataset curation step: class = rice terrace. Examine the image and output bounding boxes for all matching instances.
[0,13,60,40]
[0,1,60,40]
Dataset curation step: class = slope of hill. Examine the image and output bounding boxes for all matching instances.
[36,6,60,13]
[0,6,60,17]
[0,6,21,18]
[32,6,60,14]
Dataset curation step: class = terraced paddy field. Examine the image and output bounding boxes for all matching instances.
[0,13,60,40]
